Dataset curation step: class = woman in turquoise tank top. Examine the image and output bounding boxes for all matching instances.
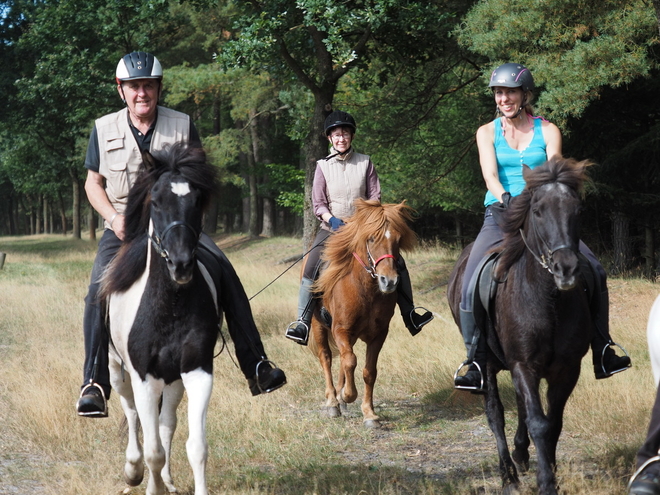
[453,63,630,393]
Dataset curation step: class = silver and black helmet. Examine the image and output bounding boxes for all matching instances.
[115,52,163,83]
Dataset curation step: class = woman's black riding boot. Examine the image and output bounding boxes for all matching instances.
[454,309,487,393]
[591,289,631,379]
[285,277,316,346]
[397,260,433,336]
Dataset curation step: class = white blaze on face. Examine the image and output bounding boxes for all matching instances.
[385,229,391,240]
[171,181,191,196]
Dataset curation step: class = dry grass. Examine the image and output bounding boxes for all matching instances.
[0,233,657,494]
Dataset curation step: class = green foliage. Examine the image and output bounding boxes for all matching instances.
[265,162,305,215]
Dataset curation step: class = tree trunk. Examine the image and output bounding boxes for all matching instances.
[611,211,632,275]
[57,191,68,236]
[71,173,81,239]
[301,98,334,250]
[88,208,97,241]
[455,216,464,248]
[645,222,656,278]
[204,198,219,234]
[247,109,260,238]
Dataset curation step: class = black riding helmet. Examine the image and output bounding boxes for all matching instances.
[488,63,535,93]
[115,51,163,84]
[324,110,357,136]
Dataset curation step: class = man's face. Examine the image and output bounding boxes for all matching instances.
[118,78,160,121]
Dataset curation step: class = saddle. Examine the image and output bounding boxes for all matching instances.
[469,250,597,370]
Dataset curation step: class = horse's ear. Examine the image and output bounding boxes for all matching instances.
[142,150,157,172]
[522,164,533,181]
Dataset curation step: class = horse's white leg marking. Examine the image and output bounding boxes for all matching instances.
[647,294,660,386]
[160,380,185,493]
[132,374,167,495]
[109,349,144,486]
[108,240,152,488]
[181,369,213,495]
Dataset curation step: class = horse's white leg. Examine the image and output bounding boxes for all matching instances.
[181,369,212,495]
[160,380,184,493]
[648,294,660,386]
[133,375,167,495]
[109,351,144,487]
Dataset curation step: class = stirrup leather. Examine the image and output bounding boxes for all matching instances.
[285,319,309,345]
[453,360,485,391]
[76,381,108,417]
[597,341,631,377]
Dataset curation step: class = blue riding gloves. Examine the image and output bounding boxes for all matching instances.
[328,216,345,231]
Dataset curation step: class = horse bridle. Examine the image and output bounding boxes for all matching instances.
[149,220,201,262]
[519,195,576,275]
[353,241,396,279]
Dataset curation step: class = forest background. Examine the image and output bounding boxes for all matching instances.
[0,0,659,277]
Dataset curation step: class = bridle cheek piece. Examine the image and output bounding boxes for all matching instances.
[149,220,201,263]
[353,241,396,279]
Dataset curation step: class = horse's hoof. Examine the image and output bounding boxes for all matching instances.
[502,483,521,495]
[323,406,341,418]
[512,451,529,473]
[123,470,144,487]
[339,402,348,414]
[363,419,381,429]
[165,482,178,493]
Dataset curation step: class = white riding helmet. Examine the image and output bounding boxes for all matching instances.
[115,52,163,83]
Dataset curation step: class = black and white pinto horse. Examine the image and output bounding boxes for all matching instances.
[101,143,219,495]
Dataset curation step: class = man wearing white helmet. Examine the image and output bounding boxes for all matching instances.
[76,52,286,417]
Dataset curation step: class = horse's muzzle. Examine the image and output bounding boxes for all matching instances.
[551,249,580,291]
[377,274,398,294]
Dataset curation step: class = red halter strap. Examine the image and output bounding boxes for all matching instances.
[352,252,396,278]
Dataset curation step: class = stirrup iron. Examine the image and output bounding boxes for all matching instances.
[252,359,279,395]
[628,453,660,491]
[409,306,434,330]
[76,381,108,417]
[285,319,309,345]
[597,341,631,377]
[453,360,485,391]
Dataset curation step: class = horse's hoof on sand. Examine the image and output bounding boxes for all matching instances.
[323,406,341,418]
[363,419,381,429]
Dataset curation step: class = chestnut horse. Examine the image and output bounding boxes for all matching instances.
[310,199,416,428]
[447,157,593,495]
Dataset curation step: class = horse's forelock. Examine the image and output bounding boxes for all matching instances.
[317,200,416,295]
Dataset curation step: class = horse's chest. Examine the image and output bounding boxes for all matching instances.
[127,277,218,383]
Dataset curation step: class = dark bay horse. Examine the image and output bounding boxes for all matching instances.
[101,144,218,495]
[447,157,593,495]
[310,199,417,428]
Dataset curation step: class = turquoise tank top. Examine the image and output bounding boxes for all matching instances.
[484,116,548,206]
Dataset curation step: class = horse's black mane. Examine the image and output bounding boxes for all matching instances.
[494,156,591,276]
[101,143,217,297]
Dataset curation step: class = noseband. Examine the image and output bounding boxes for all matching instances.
[519,193,576,275]
[353,241,396,279]
[149,220,201,262]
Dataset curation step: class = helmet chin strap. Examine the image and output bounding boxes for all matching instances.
[321,146,352,161]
